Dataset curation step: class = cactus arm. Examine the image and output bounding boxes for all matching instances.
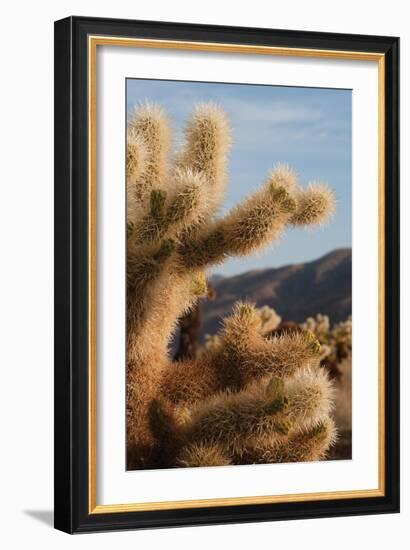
[177,368,334,459]
[177,442,232,467]
[127,239,175,295]
[130,170,210,246]
[177,103,232,214]
[217,303,323,385]
[177,180,295,269]
[177,169,334,270]
[239,419,337,464]
[160,303,323,406]
[160,353,220,406]
[291,182,336,226]
[178,419,336,467]
[127,102,171,194]
[127,133,148,226]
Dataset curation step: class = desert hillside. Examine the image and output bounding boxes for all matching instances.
[201,248,351,339]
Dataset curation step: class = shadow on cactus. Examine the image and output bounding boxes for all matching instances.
[126,101,337,470]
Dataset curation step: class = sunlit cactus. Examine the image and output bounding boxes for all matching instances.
[176,365,334,459]
[302,313,352,379]
[126,101,337,469]
[204,304,281,351]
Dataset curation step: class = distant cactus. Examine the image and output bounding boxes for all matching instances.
[126,102,337,469]
[256,305,282,335]
[175,285,216,361]
[302,314,352,378]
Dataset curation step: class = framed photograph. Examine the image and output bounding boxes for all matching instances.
[54,16,399,533]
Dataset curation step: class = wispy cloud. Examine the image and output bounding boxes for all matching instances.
[224,97,323,125]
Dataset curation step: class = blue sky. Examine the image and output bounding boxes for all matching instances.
[127,79,352,276]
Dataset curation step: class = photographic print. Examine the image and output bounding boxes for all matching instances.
[126,79,352,471]
[55,17,399,532]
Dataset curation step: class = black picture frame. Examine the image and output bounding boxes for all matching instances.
[54,15,400,534]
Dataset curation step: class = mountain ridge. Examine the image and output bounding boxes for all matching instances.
[201,248,352,339]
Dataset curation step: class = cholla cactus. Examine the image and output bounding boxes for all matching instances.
[204,332,221,352]
[255,305,283,335]
[126,101,337,469]
[302,314,352,372]
[332,316,352,350]
[303,314,330,340]
[204,305,281,351]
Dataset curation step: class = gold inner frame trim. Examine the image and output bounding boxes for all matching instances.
[88,35,386,514]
